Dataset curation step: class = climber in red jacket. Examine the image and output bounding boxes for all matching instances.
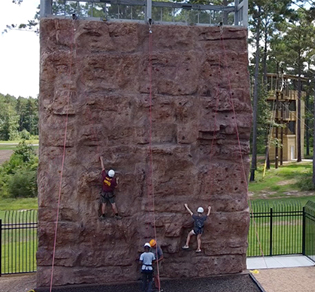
[99,156,121,220]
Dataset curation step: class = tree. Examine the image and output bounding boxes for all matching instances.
[270,8,315,162]
[0,94,39,140]
[0,141,38,198]
[16,96,28,132]
[0,94,19,140]
[249,3,261,182]
[248,0,305,180]
[24,98,39,135]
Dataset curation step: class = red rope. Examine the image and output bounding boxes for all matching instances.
[49,20,76,292]
[219,29,247,182]
[147,24,161,291]
[219,27,266,262]
[148,28,156,232]
[207,49,222,201]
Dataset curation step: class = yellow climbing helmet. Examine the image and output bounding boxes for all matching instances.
[149,239,156,247]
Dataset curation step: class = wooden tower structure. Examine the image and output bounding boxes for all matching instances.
[266,73,308,164]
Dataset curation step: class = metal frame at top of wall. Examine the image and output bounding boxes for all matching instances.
[40,0,248,27]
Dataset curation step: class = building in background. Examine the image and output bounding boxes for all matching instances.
[266,73,307,163]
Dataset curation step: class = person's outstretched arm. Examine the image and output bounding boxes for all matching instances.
[100,156,105,171]
[207,206,211,216]
[184,204,193,216]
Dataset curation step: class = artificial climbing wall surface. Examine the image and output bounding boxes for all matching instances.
[37,18,252,287]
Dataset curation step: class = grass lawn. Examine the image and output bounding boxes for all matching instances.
[0,140,39,151]
[0,140,39,145]
[0,144,17,150]
[1,243,37,274]
[1,209,38,274]
[249,196,315,207]
[248,160,314,201]
[0,198,38,211]
[247,222,302,256]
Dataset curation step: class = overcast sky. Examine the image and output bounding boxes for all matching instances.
[0,0,40,98]
[0,0,255,99]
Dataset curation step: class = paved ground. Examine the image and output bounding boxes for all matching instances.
[3,267,315,292]
[0,149,13,165]
[0,273,261,292]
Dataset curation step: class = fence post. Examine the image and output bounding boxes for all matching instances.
[40,0,52,18]
[146,0,152,23]
[242,0,248,27]
[0,219,2,277]
[270,207,273,256]
[302,206,306,255]
[234,0,239,25]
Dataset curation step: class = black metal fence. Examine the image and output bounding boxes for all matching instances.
[0,210,38,275]
[304,201,315,261]
[247,200,315,259]
[1,202,315,275]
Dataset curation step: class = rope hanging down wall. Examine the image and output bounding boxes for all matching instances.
[45,18,256,291]
[219,28,265,261]
[49,19,77,292]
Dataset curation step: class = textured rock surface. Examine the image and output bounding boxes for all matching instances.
[37,18,251,287]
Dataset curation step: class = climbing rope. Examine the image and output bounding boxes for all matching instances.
[219,27,266,262]
[49,19,76,292]
[146,20,162,292]
[147,21,156,235]
[206,37,222,201]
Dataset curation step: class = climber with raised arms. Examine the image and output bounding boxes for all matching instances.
[182,204,211,252]
[99,156,121,220]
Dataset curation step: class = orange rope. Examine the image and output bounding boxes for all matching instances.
[147,22,161,291]
[49,19,76,292]
[220,27,266,263]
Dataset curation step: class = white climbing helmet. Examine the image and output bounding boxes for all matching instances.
[144,243,151,248]
[108,169,115,177]
[197,207,204,213]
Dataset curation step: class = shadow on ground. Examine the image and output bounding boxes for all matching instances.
[35,273,264,292]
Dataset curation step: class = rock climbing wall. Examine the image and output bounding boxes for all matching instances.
[37,18,251,287]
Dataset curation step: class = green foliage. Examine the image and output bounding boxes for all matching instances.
[0,93,38,141]
[14,140,37,162]
[8,168,38,198]
[296,172,315,191]
[0,141,38,198]
[248,161,314,197]
[270,9,315,76]
[20,129,30,140]
[248,0,315,173]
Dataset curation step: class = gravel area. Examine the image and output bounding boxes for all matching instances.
[0,273,262,292]
[0,273,36,292]
[253,266,315,292]
[2,267,315,292]
[5,247,315,292]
